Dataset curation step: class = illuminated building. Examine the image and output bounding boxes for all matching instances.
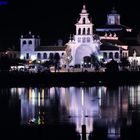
[19,5,140,66]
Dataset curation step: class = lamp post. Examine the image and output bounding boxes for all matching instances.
[81,61,84,72]
[88,62,91,68]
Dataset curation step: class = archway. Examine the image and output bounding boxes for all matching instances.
[75,45,93,65]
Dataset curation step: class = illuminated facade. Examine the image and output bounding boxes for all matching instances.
[65,5,101,66]
[20,31,65,64]
[20,5,140,66]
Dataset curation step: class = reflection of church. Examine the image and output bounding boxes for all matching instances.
[18,5,140,66]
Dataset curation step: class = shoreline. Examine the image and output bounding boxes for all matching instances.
[1,71,140,87]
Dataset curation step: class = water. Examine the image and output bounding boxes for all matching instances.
[1,85,140,140]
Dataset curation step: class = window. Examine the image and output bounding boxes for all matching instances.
[115,52,119,59]
[43,53,47,59]
[49,53,54,61]
[103,52,107,59]
[37,53,41,59]
[109,52,113,59]
[83,37,86,43]
[87,28,90,35]
[23,40,26,45]
[83,18,86,24]
[78,37,81,43]
[87,37,90,42]
[28,40,32,45]
[78,28,81,35]
[83,28,86,35]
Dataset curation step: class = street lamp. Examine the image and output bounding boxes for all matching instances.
[88,62,91,68]
[81,61,84,72]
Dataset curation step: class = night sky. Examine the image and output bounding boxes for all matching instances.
[0,0,140,48]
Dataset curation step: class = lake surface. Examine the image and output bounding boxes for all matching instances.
[1,85,140,140]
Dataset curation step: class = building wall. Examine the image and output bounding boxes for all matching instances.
[100,50,120,62]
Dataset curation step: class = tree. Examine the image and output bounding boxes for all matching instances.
[106,59,119,72]
[120,57,130,71]
[91,53,100,70]
[54,53,60,72]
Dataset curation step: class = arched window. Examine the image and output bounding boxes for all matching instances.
[83,18,86,24]
[49,53,54,61]
[87,28,90,35]
[78,37,81,43]
[87,37,90,42]
[54,53,60,62]
[37,53,41,59]
[83,37,86,43]
[83,28,86,35]
[109,52,113,59]
[23,40,26,45]
[43,53,47,59]
[115,52,119,59]
[28,40,32,45]
[78,28,81,35]
[103,52,107,59]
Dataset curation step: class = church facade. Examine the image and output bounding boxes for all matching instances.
[20,5,139,67]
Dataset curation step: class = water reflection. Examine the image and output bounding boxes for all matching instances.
[2,85,140,139]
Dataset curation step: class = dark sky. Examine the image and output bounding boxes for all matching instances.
[0,0,140,48]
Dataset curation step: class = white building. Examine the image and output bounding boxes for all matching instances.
[20,5,132,67]
[65,5,101,66]
[20,31,65,64]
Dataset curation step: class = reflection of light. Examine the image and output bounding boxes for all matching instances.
[29,88,32,101]
[50,87,54,98]
[31,89,36,105]
[82,88,84,106]
[38,92,40,106]
[42,89,44,99]
[98,88,102,106]
[41,89,45,106]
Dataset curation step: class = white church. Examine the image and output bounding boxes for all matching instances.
[20,5,138,67]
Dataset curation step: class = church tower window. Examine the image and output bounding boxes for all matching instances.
[83,37,86,43]
[83,28,86,35]
[78,28,81,35]
[78,37,81,42]
[87,28,90,35]
[87,37,90,42]
[83,18,86,24]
